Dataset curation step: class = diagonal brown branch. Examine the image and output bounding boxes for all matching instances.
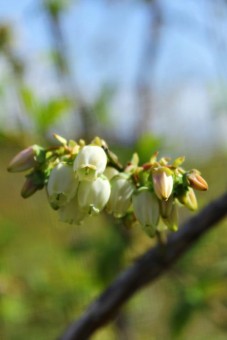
[60,192,227,340]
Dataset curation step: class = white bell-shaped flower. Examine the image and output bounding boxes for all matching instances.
[73,145,107,181]
[106,174,135,218]
[132,188,160,237]
[58,194,87,225]
[103,166,119,180]
[47,163,78,210]
[77,176,111,215]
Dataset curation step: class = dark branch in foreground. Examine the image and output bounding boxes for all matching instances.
[60,192,227,340]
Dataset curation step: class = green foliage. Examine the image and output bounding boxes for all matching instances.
[20,87,71,133]
[94,224,130,285]
[171,286,206,336]
[93,87,114,124]
[43,0,70,17]
[135,133,162,164]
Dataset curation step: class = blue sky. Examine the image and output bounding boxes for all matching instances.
[1,0,227,156]
[0,0,223,90]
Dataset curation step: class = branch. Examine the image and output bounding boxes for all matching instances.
[60,192,227,340]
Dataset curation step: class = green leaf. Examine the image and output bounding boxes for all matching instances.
[93,87,114,124]
[20,87,38,113]
[135,133,162,164]
[171,287,205,336]
[35,98,71,132]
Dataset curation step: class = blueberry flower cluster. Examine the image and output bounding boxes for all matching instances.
[7,135,208,237]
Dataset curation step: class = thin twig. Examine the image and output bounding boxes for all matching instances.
[60,192,227,340]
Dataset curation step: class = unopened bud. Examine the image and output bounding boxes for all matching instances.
[73,145,107,181]
[132,188,160,237]
[186,171,208,191]
[21,177,41,198]
[78,176,111,215]
[153,168,173,200]
[47,163,79,210]
[106,174,135,218]
[178,187,198,211]
[7,145,41,172]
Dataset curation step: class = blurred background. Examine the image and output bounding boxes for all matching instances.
[0,0,227,339]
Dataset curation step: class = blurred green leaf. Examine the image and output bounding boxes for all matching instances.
[0,219,17,250]
[20,87,71,132]
[35,97,71,130]
[171,285,206,337]
[93,87,114,124]
[20,87,38,113]
[0,296,28,323]
[95,225,129,285]
[135,133,162,164]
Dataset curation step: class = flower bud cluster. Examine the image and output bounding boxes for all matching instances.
[8,135,208,238]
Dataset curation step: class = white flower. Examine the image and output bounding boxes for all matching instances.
[103,166,119,180]
[73,145,107,181]
[47,163,78,209]
[132,188,160,237]
[106,174,135,218]
[77,176,111,215]
[58,194,87,225]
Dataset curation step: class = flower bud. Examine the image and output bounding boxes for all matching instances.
[178,187,198,211]
[58,195,87,225]
[77,176,111,215]
[21,177,40,198]
[106,174,135,218]
[73,145,107,181]
[47,163,78,210]
[132,188,160,237]
[162,203,178,232]
[103,166,119,180]
[186,172,208,191]
[21,170,45,198]
[152,169,173,200]
[7,145,41,172]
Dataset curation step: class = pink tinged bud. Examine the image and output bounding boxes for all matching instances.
[73,145,107,181]
[153,169,173,201]
[186,173,208,191]
[7,145,39,172]
[21,177,40,198]
[47,163,79,210]
[162,203,178,232]
[77,176,111,215]
[178,187,198,211]
[132,189,160,237]
[106,174,135,218]
[58,195,87,225]
[21,170,45,198]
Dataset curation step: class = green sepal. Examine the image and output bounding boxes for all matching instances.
[33,145,46,164]
[172,156,185,168]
